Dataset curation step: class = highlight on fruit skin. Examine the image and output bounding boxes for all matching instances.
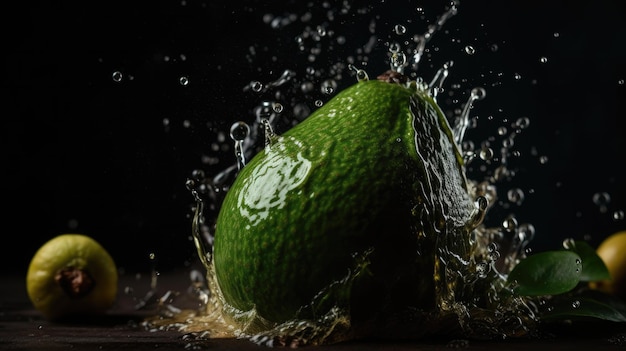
[26,233,118,320]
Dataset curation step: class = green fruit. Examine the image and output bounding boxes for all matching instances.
[213,72,476,328]
[26,234,118,320]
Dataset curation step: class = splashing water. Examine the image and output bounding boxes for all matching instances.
[146,1,546,346]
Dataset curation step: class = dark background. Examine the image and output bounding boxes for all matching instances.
[4,0,626,276]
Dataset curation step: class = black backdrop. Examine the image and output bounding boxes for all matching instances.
[5,0,626,275]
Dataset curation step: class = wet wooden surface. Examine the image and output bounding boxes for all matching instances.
[2,270,626,350]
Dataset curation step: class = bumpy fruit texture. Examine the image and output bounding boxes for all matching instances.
[213,77,476,326]
[26,234,118,320]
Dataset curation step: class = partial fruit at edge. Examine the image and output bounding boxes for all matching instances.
[590,230,626,300]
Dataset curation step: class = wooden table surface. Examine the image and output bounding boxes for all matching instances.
[2,269,626,350]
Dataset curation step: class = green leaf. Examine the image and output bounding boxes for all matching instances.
[566,240,611,282]
[507,251,582,296]
[541,296,626,322]
[580,289,626,318]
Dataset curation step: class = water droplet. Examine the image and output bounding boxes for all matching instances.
[479,146,494,161]
[273,102,284,113]
[356,70,369,81]
[539,57,548,63]
[476,261,488,276]
[572,300,581,309]
[507,188,525,205]
[468,196,489,229]
[476,196,489,212]
[250,81,263,92]
[502,216,518,232]
[317,25,327,37]
[314,100,324,107]
[613,210,625,221]
[390,49,408,73]
[229,121,250,142]
[394,24,407,35]
[230,121,250,170]
[112,71,123,82]
[179,76,189,86]
[488,250,501,262]
[562,238,576,250]
[593,192,611,213]
[300,82,314,95]
[349,64,370,82]
[189,269,205,284]
[321,79,337,95]
[464,45,475,55]
[618,79,625,85]
[514,116,530,129]
[519,223,536,242]
[185,179,196,192]
[389,42,401,52]
[487,242,499,253]
[470,87,486,100]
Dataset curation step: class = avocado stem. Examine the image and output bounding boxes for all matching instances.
[377,70,408,84]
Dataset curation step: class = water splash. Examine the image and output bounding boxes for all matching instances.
[149,1,546,346]
[412,0,460,71]
[244,69,297,94]
[454,87,487,147]
[262,118,277,147]
[229,121,250,171]
[429,60,453,101]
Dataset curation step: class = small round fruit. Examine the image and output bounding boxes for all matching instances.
[26,234,118,320]
[590,230,626,299]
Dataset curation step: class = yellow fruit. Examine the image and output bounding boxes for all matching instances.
[26,234,118,320]
[590,230,626,299]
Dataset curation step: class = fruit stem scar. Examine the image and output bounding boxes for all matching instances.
[55,267,96,299]
[377,70,408,84]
